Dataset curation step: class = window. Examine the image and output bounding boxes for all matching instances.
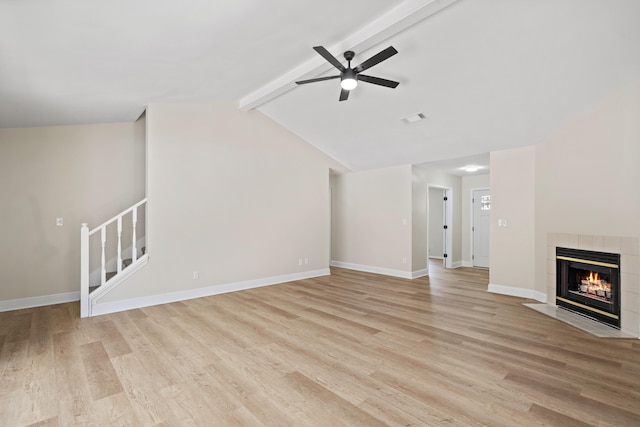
[481,195,491,211]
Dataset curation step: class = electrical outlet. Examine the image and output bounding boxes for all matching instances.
[56,217,63,227]
[298,259,303,266]
[193,271,199,279]
[304,257,308,264]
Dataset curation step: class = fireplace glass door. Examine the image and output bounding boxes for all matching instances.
[556,247,620,328]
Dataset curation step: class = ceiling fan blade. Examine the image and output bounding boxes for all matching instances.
[358,74,399,88]
[313,46,346,72]
[339,88,350,101]
[295,75,340,85]
[354,46,398,73]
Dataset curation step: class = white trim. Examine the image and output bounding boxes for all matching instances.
[461,260,473,267]
[91,268,330,317]
[533,291,547,303]
[89,198,148,235]
[89,237,146,285]
[330,261,414,279]
[412,268,429,279]
[0,291,80,312]
[488,283,546,302]
[90,255,150,305]
[443,188,453,269]
[450,261,463,269]
[427,184,453,268]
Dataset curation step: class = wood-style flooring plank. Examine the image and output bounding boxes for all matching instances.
[78,341,124,401]
[51,331,95,426]
[528,404,593,427]
[110,353,174,425]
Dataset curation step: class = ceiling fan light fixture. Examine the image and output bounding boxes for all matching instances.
[340,78,358,90]
[340,78,357,90]
[340,69,358,90]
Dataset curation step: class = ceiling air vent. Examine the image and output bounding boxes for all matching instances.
[401,113,426,124]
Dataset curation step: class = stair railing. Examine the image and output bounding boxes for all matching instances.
[80,198,147,317]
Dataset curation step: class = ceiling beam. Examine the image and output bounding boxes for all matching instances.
[238,0,458,111]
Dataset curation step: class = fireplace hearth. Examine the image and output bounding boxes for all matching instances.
[556,247,620,328]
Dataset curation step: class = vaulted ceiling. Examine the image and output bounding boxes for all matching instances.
[2,0,639,171]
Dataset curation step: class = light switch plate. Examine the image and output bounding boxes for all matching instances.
[56,218,63,227]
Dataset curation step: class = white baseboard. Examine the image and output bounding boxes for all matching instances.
[91,268,330,317]
[488,283,547,303]
[330,261,424,280]
[450,261,463,269]
[461,261,491,269]
[533,291,547,303]
[411,268,429,279]
[0,291,80,312]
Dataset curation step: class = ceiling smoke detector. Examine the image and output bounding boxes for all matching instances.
[401,113,426,124]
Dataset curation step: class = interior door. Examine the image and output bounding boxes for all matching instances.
[473,189,490,268]
[443,189,452,269]
[428,187,444,259]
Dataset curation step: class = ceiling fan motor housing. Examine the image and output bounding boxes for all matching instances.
[341,68,357,82]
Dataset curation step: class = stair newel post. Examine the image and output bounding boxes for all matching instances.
[100,226,107,286]
[117,216,122,274]
[132,206,138,262]
[80,223,89,318]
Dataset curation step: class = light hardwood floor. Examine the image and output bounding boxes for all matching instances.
[1,263,639,426]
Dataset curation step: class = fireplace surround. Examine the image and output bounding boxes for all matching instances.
[547,233,640,338]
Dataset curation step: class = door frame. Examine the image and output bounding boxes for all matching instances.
[427,185,453,269]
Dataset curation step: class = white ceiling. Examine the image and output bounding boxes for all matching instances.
[2,0,639,172]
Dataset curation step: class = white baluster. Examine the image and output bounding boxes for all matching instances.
[117,216,122,274]
[101,226,107,285]
[132,206,138,262]
[80,223,89,318]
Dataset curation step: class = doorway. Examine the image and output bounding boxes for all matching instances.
[428,186,453,269]
[472,188,490,268]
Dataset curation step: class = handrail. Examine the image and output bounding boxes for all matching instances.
[89,198,148,235]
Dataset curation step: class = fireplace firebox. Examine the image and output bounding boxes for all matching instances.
[556,247,620,328]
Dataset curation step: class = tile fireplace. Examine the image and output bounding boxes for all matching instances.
[547,233,640,338]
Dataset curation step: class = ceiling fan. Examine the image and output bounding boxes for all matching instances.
[295,46,399,101]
